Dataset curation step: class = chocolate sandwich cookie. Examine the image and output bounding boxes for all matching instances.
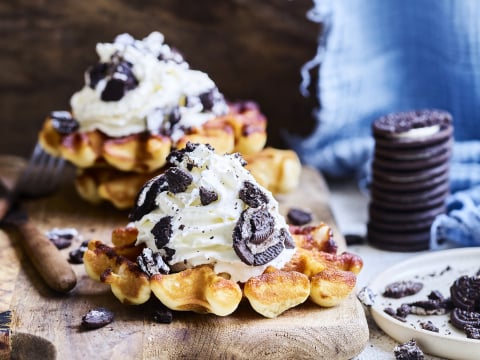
[370,180,450,211]
[371,191,448,211]
[368,202,446,223]
[372,170,449,192]
[367,223,431,249]
[371,180,450,204]
[374,137,452,161]
[367,199,445,250]
[367,230,431,251]
[374,125,452,149]
[373,148,451,171]
[372,109,452,148]
[372,161,449,184]
[368,216,434,233]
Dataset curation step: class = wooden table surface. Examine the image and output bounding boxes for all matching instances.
[0,156,368,359]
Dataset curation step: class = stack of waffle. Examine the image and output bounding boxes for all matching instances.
[38,32,301,209]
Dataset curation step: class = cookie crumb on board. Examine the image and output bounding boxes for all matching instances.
[393,339,424,360]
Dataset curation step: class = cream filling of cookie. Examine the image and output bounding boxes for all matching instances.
[134,144,295,283]
[70,31,227,139]
[393,125,441,139]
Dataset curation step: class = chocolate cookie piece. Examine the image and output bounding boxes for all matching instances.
[465,325,480,340]
[408,298,450,315]
[87,58,138,102]
[166,148,187,165]
[151,216,173,249]
[384,290,452,325]
[152,305,174,324]
[232,207,276,264]
[232,207,291,266]
[279,227,296,249]
[383,280,423,298]
[199,87,225,112]
[239,181,269,208]
[384,307,408,322]
[81,307,114,330]
[46,227,78,249]
[420,321,439,332]
[397,303,413,318]
[450,275,480,312]
[167,142,215,166]
[450,307,480,331]
[199,187,218,206]
[251,241,285,266]
[287,208,313,225]
[393,339,425,360]
[137,248,170,276]
[165,167,193,194]
[248,208,276,245]
[68,240,90,264]
[50,110,79,135]
[129,174,168,221]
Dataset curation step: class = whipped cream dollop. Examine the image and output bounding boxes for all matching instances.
[70,32,228,140]
[130,143,296,283]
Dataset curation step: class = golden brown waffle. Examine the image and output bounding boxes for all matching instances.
[83,223,363,318]
[39,102,267,173]
[244,147,301,194]
[74,167,154,209]
[40,100,304,209]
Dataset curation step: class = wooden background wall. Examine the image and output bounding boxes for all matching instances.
[0,0,319,157]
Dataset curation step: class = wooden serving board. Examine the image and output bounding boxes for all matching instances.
[0,157,368,360]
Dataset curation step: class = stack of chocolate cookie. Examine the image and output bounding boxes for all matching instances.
[367,109,453,251]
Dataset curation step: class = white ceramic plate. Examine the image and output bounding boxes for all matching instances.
[367,247,480,360]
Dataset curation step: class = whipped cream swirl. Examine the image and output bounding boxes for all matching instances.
[70,32,228,139]
[131,143,296,283]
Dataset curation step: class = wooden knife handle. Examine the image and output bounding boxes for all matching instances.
[0,197,10,221]
[17,221,77,293]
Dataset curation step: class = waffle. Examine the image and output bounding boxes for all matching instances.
[39,101,298,209]
[39,102,301,209]
[83,223,363,318]
[39,102,267,173]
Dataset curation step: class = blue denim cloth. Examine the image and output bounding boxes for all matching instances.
[289,0,480,248]
[431,185,480,249]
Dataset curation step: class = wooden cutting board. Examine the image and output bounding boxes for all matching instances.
[0,156,368,360]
